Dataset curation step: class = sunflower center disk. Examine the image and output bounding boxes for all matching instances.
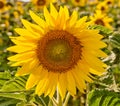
[37,0,45,6]
[95,19,104,26]
[46,39,71,63]
[37,30,82,73]
[75,0,80,2]
[0,1,4,8]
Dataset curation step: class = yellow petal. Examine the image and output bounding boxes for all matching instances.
[15,28,39,39]
[67,71,76,96]
[44,6,54,27]
[21,19,44,36]
[69,10,78,27]
[58,73,67,100]
[50,3,58,20]
[35,70,48,94]
[64,6,69,20]
[8,51,36,61]
[44,72,58,98]
[29,10,47,28]
[26,66,43,89]
[15,58,39,76]
[76,61,93,82]
[71,69,86,93]
[26,74,38,89]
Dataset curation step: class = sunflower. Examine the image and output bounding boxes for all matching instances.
[119,0,120,7]
[87,0,98,5]
[71,0,86,7]
[31,0,56,9]
[16,1,24,14]
[104,0,114,6]
[61,0,69,3]
[0,38,3,45]
[7,4,107,100]
[96,2,109,13]
[90,10,113,29]
[0,0,6,13]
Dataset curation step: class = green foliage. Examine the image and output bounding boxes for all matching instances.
[0,71,11,88]
[109,32,120,49]
[90,25,113,36]
[1,76,27,91]
[0,97,20,106]
[88,89,120,106]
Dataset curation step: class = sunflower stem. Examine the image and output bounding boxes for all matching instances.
[57,88,62,106]
[37,96,47,106]
[52,97,58,106]
[63,92,71,106]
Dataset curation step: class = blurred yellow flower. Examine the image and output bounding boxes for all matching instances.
[0,0,6,12]
[61,0,69,3]
[104,0,114,6]
[71,0,86,7]
[0,38,3,45]
[119,0,120,7]
[8,4,107,100]
[87,0,98,5]
[5,20,9,27]
[16,1,24,14]
[96,2,109,13]
[90,10,113,29]
[13,11,20,19]
[31,0,56,9]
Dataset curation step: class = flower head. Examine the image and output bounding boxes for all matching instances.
[0,0,6,13]
[71,0,86,7]
[31,0,56,9]
[87,0,98,5]
[90,10,113,29]
[104,0,114,6]
[96,2,109,13]
[8,4,107,100]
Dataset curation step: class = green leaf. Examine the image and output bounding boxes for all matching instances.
[88,89,120,106]
[34,95,49,106]
[109,32,120,49]
[0,76,27,101]
[90,25,113,36]
[0,92,26,101]
[1,76,27,91]
[0,71,11,88]
[0,97,20,106]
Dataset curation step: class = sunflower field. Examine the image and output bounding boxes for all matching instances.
[0,0,120,106]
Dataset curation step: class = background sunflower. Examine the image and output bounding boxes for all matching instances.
[31,0,56,9]
[0,0,6,13]
[90,10,113,29]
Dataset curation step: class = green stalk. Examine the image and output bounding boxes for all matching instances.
[63,92,71,106]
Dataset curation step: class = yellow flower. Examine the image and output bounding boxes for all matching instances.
[96,2,109,13]
[119,0,120,7]
[104,0,114,6]
[71,0,86,7]
[87,0,98,5]
[61,0,69,3]
[0,38,3,45]
[31,0,56,9]
[90,10,113,29]
[0,0,6,13]
[16,1,24,14]
[13,11,20,19]
[7,4,107,100]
